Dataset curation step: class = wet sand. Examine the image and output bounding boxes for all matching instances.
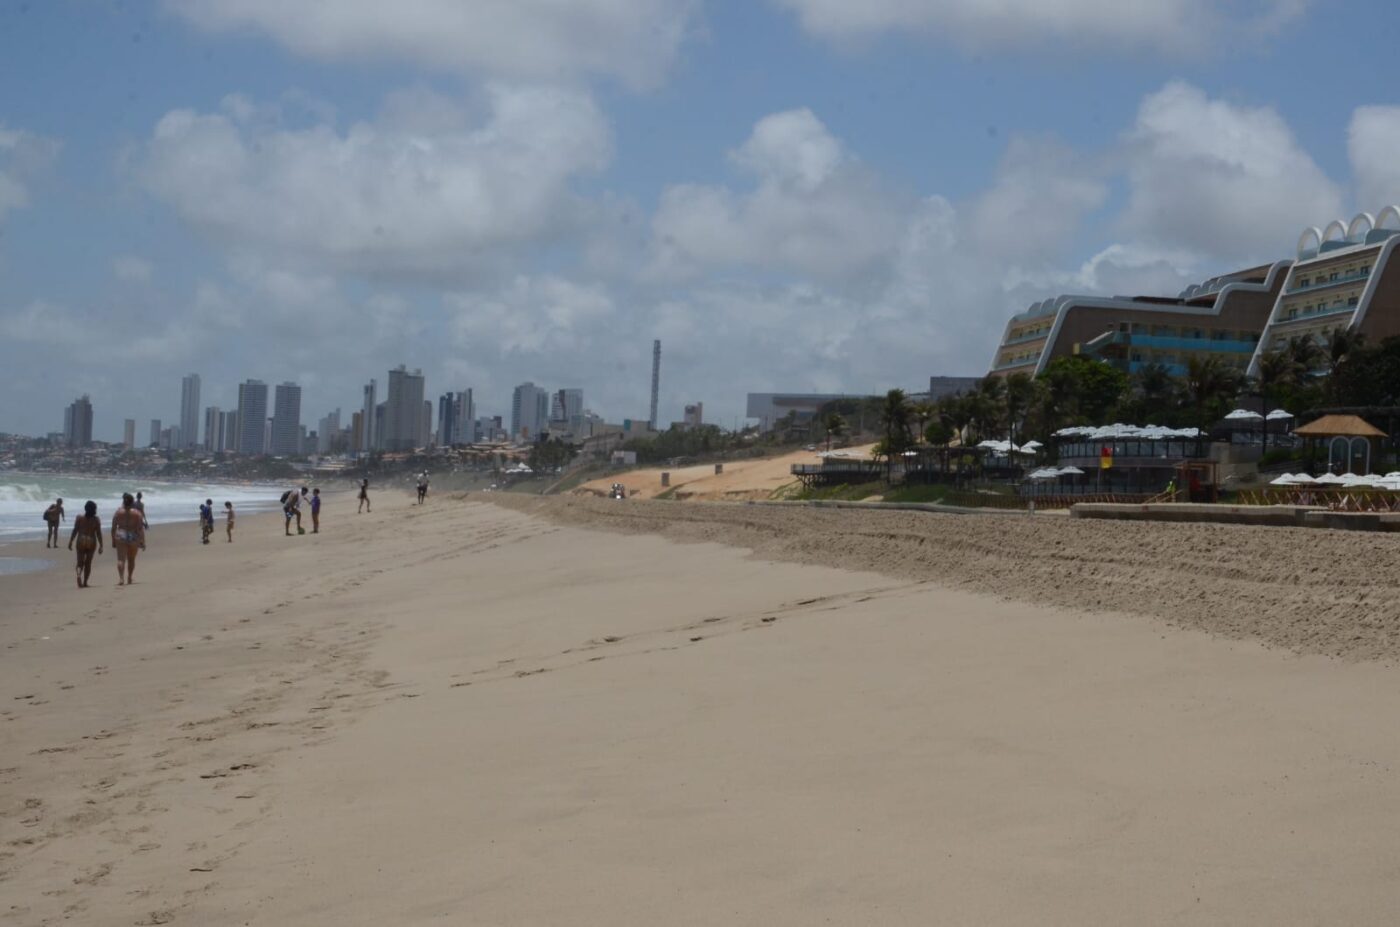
[3,495,1400,924]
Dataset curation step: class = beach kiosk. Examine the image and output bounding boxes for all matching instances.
[1293,414,1387,475]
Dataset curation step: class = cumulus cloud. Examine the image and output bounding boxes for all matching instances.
[649,109,905,281]
[1349,106,1400,212]
[967,136,1108,264]
[1118,81,1341,261]
[166,0,699,88]
[139,85,611,280]
[0,124,59,225]
[771,0,1308,54]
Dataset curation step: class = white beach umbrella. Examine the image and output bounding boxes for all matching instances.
[1314,473,1347,485]
[1057,466,1085,475]
[1270,473,1299,486]
[1265,409,1294,421]
[1224,408,1264,421]
[1020,440,1043,450]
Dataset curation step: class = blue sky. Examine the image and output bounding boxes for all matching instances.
[2,0,1399,440]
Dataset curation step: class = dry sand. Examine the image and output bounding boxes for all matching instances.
[3,493,1400,925]
[577,444,876,501]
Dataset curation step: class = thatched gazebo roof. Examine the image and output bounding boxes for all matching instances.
[1293,414,1388,438]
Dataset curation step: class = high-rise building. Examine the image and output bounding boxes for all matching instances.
[382,365,426,452]
[203,406,222,452]
[511,382,549,441]
[551,388,584,433]
[180,374,201,449]
[350,411,364,452]
[422,400,433,448]
[63,395,93,447]
[218,411,234,452]
[438,393,457,446]
[123,418,136,449]
[317,409,341,454]
[457,388,476,444]
[360,379,378,453]
[236,380,268,455]
[683,403,704,428]
[270,382,302,456]
[149,418,162,448]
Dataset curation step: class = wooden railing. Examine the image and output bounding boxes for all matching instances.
[1234,488,1400,512]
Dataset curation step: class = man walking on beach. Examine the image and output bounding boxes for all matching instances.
[199,499,215,545]
[111,493,145,586]
[43,498,65,548]
[134,491,149,548]
[67,500,102,588]
[417,472,429,504]
[358,478,371,514]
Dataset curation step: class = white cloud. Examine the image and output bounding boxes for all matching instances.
[771,0,1308,55]
[139,84,611,280]
[112,256,154,283]
[166,0,699,89]
[1118,81,1341,261]
[967,136,1108,264]
[1349,106,1400,212]
[649,109,905,280]
[0,125,59,225]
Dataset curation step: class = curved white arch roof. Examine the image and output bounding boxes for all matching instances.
[1322,219,1348,242]
[1348,212,1375,242]
[1377,204,1400,231]
[1297,226,1322,258]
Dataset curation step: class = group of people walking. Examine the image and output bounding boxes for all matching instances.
[47,475,394,590]
[57,491,151,588]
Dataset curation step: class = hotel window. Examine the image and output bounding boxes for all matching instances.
[1329,271,1338,281]
[1348,296,1359,306]
[1361,266,1371,276]
[1297,277,1310,287]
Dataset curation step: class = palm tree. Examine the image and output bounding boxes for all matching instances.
[1253,350,1295,450]
[878,389,913,483]
[1184,355,1244,437]
[1003,372,1035,449]
[823,412,847,452]
[1324,328,1365,376]
[910,403,936,444]
[1285,335,1324,379]
[1132,362,1179,424]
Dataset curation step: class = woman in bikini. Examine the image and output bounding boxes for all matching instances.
[67,500,103,588]
[357,478,371,513]
[111,493,146,586]
[224,501,235,542]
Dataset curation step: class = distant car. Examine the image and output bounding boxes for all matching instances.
[804,444,817,452]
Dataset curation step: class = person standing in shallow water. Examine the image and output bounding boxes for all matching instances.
[357,478,370,513]
[111,493,145,586]
[43,498,65,548]
[68,501,102,588]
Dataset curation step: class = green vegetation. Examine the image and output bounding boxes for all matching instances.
[792,481,883,502]
[880,484,948,504]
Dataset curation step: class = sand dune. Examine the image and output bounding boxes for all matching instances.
[577,444,876,501]
[3,493,1400,924]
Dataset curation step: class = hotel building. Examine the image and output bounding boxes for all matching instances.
[988,262,1289,379]
[1247,206,1400,374]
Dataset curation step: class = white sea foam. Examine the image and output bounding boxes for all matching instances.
[0,475,287,541]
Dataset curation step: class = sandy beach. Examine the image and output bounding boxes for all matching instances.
[4,494,1400,925]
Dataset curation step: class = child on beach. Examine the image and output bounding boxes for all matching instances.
[311,488,321,533]
[224,501,234,542]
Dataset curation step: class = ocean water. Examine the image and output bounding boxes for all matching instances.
[0,474,287,542]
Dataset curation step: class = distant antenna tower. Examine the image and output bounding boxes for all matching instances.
[649,339,661,430]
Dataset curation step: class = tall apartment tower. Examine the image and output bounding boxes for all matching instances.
[123,418,136,449]
[149,419,161,448]
[383,365,426,452]
[511,382,549,441]
[270,382,302,456]
[203,406,222,452]
[438,393,458,446]
[180,374,201,448]
[235,380,269,455]
[63,395,93,447]
[649,339,661,430]
[456,388,476,444]
[317,409,341,454]
[360,379,377,453]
